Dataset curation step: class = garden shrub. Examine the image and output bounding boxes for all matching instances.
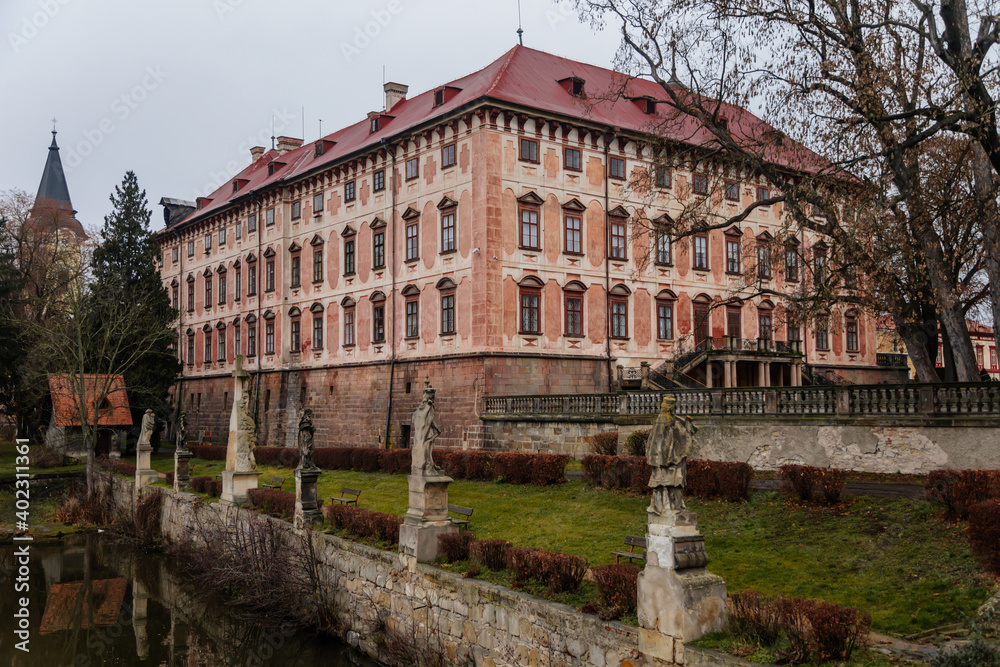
[322,505,401,545]
[624,429,649,457]
[930,638,1000,667]
[692,460,753,503]
[628,457,653,494]
[534,550,588,594]
[190,476,211,493]
[530,454,569,486]
[591,563,640,617]
[780,464,816,502]
[313,447,354,470]
[278,447,299,468]
[603,457,637,490]
[247,488,296,520]
[494,452,534,484]
[581,455,613,485]
[33,447,69,468]
[324,503,354,530]
[470,538,510,571]
[189,445,226,461]
[437,532,476,563]
[727,590,781,646]
[733,593,869,664]
[815,467,847,505]
[802,599,870,662]
[449,451,495,481]
[926,469,1000,519]
[967,499,1000,575]
[780,464,846,504]
[209,480,222,497]
[507,547,540,584]
[686,458,717,498]
[438,450,464,478]
[589,431,619,456]
[380,448,411,474]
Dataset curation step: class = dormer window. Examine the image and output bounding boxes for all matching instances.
[718,117,729,131]
[370,116,380,133]
[559,77,586,97]
[268,163,276,176]
[315,141,324,157]
[643,98,656,114]
[232,181,239,193]
[434,89,444,107]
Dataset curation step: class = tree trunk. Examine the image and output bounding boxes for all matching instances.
[896,316,939,382]
[84,428,95,498]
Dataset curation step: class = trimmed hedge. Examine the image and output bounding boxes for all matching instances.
[437,531,476,563]
[582,455,753,502]
[591,563,640,618]
[506,547,587,593]
[189,444,226,460]
[589,431,619,455]
[99,458,137,477]
[187,445,570,486]
[926,469,1000,519]
[323,504,403,545]
[780,465,847,505]
[470,538,511,571]
[967,499,1000,575]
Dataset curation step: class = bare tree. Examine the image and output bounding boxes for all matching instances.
[574,0,999,380]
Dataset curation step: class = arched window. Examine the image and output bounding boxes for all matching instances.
[845,309,859,352]
[655,289,676,340]
[609,284,631,339]
[401,285,420,339]
[726,302,742,339]
[693,294,712,345]
[518,276,544,334]
[370,291,386,343]
[563,281,587,337]
[758,300,774,340]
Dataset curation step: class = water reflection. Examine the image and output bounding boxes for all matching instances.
[1,534,379,666]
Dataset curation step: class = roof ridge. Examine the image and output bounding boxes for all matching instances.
[484,45,521,98]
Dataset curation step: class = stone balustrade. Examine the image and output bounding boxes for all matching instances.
[482,382,1000,422]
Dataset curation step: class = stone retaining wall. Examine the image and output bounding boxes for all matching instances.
[484,418,1000,474]
[108,475,646,665]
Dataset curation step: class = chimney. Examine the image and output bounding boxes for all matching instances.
[275,136,304,155]
[384,81,409,112]
[250,146,266,162]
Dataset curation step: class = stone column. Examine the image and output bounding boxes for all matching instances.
[705,360,713,388]
[294,467,322,528]
[173,450,193,493]
[723,359,732,388]
[764,362,772,387]
[134,410,158,500]
[758,361,766,386]
[221,355,261,506]
[640,361,650,390]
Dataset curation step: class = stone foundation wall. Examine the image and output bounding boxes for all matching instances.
[174,354,608,451]
[485,418,1000,474]
[109,476,647,666]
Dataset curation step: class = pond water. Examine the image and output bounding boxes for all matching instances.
[1,534,380,666]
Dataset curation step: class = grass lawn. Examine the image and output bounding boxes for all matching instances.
[136,456,996,637]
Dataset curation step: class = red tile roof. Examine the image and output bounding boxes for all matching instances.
[166,45,832,230]
[48,374,133,427]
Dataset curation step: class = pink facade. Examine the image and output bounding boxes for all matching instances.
[157,46,884,446]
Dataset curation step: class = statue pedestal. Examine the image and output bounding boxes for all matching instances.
[637,509,727,660]
[294,467,322,528]
[220,469,261,506]
[399,474,457,562]
[134,445,158,497]
[173,450,193,493]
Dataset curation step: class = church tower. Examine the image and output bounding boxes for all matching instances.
[32,127,86,241]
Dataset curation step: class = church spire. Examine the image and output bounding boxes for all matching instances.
[36,125,75,212]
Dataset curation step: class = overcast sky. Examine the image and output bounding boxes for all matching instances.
[1,0,622,233]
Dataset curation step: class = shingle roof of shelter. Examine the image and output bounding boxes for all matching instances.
[48,374,133,427]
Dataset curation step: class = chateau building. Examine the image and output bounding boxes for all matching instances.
[156,46,885,449]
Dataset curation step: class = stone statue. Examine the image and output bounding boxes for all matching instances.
[175,411,188,453]
[646,396,698,515]
[137,409,156,448]
[297,409,316,470]
[235,393,257,471]
[410,377,443,476]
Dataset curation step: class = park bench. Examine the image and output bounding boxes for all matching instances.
[331,487,361,506]
[261,476,285,490]
[611,535,646,564]
[448,503,474,530]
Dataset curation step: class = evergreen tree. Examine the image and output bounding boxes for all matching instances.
[90,172,180,427]
[0,215,27,434]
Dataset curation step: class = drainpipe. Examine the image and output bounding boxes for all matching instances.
[250,189,264,422]
[604,130,615,392]
[382,139,398,448]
